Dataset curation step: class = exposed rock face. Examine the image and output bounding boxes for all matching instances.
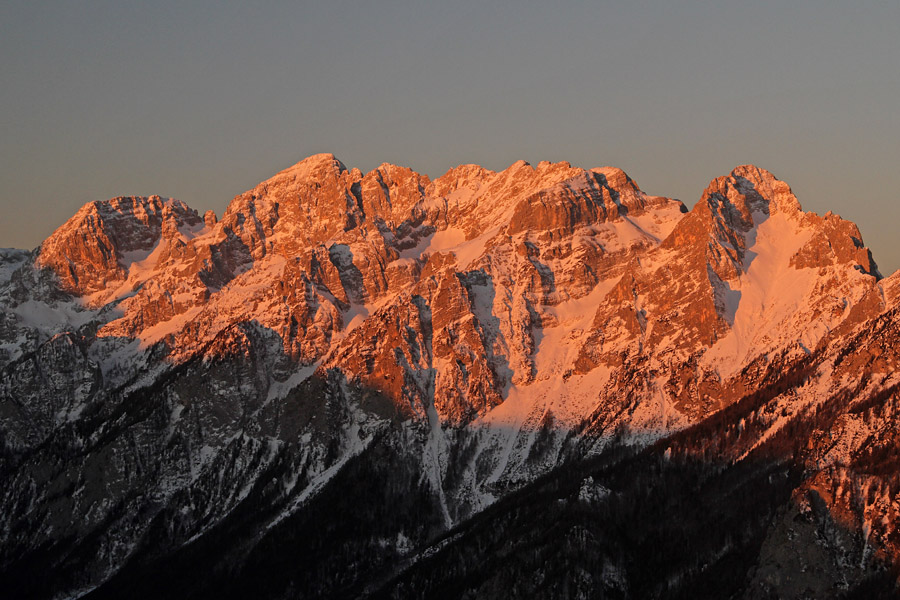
[36,196,206,304]
[1,155,899,599]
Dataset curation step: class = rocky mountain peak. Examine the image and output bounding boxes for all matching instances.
[506,167,681,237]
[35,195,203,302]
[214,154,362,256]
[270,152,348,181]
[590,165,637,192]
[704,165,800,223]
[686,166,878,279]
[659,166,803,280]
[427,164,495,198]
[358,163,430,226]
[575,163,882,401]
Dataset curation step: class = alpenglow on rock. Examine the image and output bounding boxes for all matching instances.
[1,154,899,599]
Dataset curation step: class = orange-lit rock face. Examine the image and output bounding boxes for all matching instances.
[791,211,879,275]
[27,158,888,433]
[36,196,205,304]
[570,165,886,426]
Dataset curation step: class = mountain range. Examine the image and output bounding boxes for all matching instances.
[1,154,898,598]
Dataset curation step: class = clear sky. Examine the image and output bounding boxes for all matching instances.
[2,1,898,273]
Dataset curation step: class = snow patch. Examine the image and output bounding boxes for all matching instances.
[265,361,321,404]
[703,209,817,377]
[397,226,498,270]
[11,299,96,330]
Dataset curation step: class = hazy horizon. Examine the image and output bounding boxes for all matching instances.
[2,1,898,273]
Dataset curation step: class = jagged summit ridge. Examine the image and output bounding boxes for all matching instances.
[10,155,884,424]
[0,156,887,437]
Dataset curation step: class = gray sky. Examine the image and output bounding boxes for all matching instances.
[2,0,898,273]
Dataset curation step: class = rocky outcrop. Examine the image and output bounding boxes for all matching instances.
[36,196,205,303]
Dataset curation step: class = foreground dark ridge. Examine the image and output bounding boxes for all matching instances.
[0,154,898,598]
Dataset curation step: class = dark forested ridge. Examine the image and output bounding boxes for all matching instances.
[70,355,900,600]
